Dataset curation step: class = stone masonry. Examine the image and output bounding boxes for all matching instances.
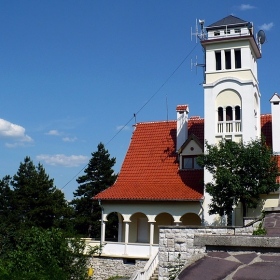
[158,221,260,280]
[89,257,147,280]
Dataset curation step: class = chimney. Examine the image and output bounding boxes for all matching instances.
[176,105,189,151]
[270,93,280,154]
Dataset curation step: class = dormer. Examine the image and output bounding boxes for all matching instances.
[178,134,203,170]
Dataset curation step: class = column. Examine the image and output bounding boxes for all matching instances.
[101,220,106,244]
[124,221,130,255]
[149,222,154,256]
[118,222,122,242]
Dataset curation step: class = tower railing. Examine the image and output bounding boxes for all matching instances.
[217,120,242,133]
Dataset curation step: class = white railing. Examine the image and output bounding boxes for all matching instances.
[130,250,159,280]
[217,120,241,133]
[82,239,158,258]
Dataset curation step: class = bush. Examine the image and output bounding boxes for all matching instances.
[0,226,89,280]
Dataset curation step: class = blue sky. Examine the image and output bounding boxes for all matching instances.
[0,1,277,200]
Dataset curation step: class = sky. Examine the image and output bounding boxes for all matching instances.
[0,1,278,200]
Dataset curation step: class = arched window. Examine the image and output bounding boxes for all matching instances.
[235,106,241,120]
[218,107,223,121]
[226,106,233,121]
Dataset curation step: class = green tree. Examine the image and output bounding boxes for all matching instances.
[0,226,90,280]
[71,143,117,237]
[10,157,73,231]
[0,176,13,224]
[197,138,279,220]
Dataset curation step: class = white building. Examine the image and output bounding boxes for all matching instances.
[92,15,279,268]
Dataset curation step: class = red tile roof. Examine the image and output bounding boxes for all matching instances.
[176,105,188,112]
[95,120,204,201]
[94,114,273,201]
[261,114,272,147]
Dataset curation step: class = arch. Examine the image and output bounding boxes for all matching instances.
[226,106,233,121]
[153,212,174,244]
[235,106,241,120]
[180,213,201,226]
[105,212,120,241]
[130,212,149,243]
[216,89,241,109]
[218,107,223,121]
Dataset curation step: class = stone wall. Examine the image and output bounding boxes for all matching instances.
[158,222,260,280]
[89,257,147,280]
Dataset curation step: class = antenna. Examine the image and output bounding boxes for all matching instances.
[191,19,207,42]
[191,55,206,83]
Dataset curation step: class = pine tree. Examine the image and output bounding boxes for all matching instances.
[10,156,73,230]
[71,142,117,237]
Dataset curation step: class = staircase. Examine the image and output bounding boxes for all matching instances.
[263,210,280,236]
[149,265,158,280]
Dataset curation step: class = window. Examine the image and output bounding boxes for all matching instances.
[218,107,223,121]
[234,29,241,34]
[215,51,221,70]
[224,29,230,34]
[226,106,233,121]
[235,106,241,120]
[225,50,231,69]
[182,156,202,169]
[235,49,241,69]
[214,31,220,36]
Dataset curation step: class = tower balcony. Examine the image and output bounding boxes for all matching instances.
[217,120,242,134]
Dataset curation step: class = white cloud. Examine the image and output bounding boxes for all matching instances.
[36,154,88,167]
[62,137,77,142]
[239,4,256,10]
[45,130,62,136]
[116,125,131,131]
[0,118,33,146]
[259,22,274,31]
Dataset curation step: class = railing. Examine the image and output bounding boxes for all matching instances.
[130,250,159,280]
[82,239,158,258]
[217,120,241,133]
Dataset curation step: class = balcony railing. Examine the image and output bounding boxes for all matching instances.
[83,239,158,258]
[217,120,241,133]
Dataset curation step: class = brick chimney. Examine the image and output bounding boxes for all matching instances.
[176,105,189,151]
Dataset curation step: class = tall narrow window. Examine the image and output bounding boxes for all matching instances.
[215,51,221,70]
[218,107,223,121]
[226,106,233,121]
[235,106,241,120]
[225,50,231,69]
[235,49,241,69]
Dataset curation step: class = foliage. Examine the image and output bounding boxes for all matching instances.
[0,176,13,224]
[9,157,74,232]
[106,276,129,280]
[197,138,279,218]
[71,142,117,237]
[0,226,89,280]
[253,212,267,235]
[168,253,184,280]
[252,222,267,235]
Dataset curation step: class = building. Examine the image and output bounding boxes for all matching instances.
[93,15,279,259]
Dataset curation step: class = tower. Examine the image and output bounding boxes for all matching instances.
[200,15,263,225]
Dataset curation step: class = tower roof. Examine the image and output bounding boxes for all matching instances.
[207,15,249,30]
